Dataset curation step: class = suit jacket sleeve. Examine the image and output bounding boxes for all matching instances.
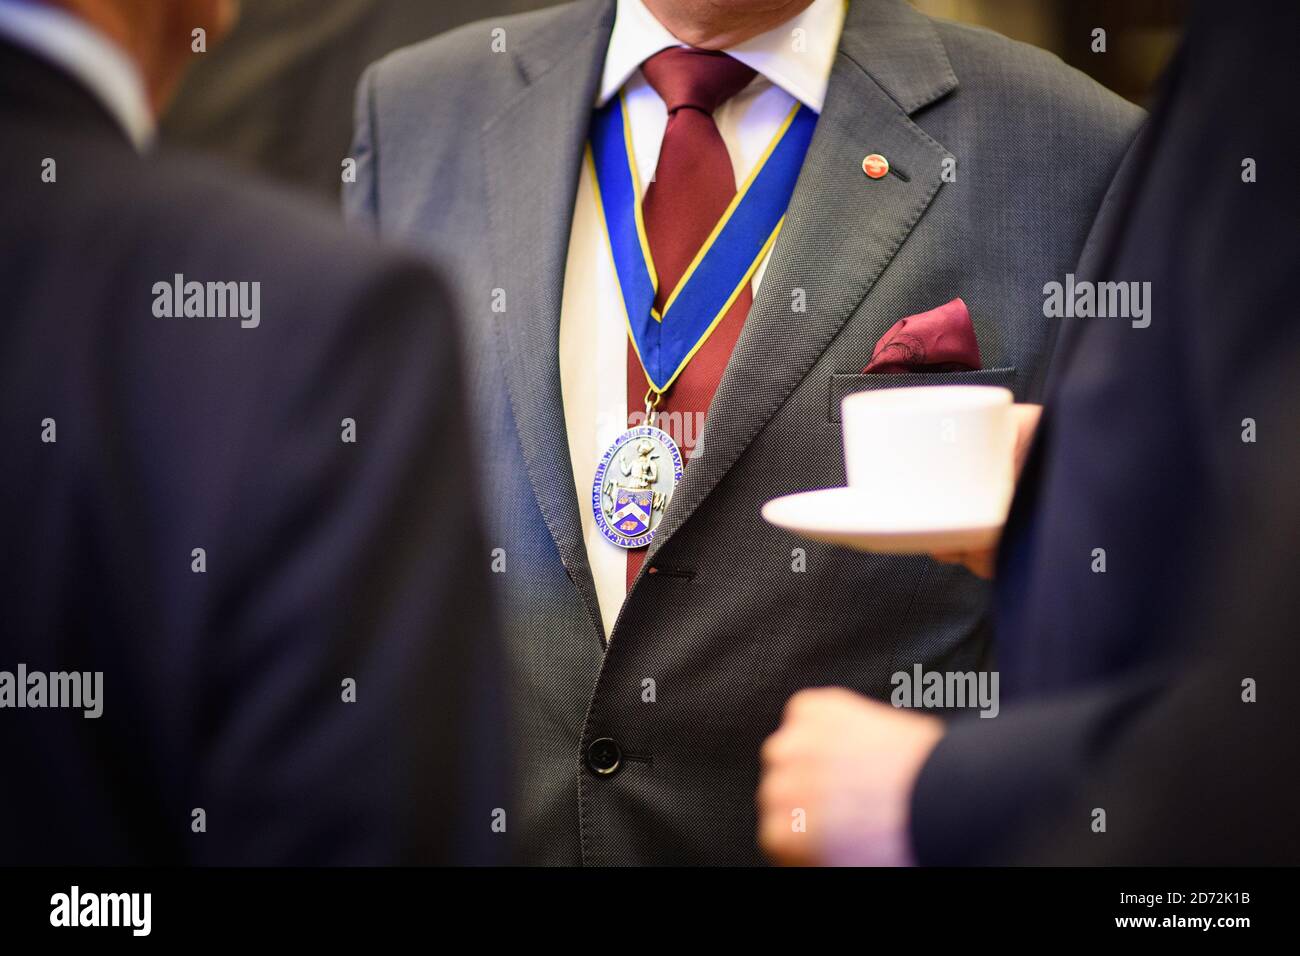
[910,670,1163,866]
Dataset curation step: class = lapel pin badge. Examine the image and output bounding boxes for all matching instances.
[862,153,889,180]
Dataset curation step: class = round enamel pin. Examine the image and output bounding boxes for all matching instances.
[862,153,889,179]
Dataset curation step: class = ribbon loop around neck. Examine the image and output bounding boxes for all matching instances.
[588,94,817,394]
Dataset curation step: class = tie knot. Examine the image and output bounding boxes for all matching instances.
[641,47,757,116]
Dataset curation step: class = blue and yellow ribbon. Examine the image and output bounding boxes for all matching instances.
[588,93,816,394]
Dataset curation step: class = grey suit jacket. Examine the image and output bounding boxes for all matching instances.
[346,0,1143,864]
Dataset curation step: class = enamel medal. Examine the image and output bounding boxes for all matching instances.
[592,391,684,550]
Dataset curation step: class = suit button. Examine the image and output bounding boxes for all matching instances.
[586,737,622,777]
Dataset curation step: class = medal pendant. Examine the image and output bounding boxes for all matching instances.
[592,424,684,550]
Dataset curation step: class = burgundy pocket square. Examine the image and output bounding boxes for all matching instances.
[863,297,982,373]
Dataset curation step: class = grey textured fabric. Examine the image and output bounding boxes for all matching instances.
[345,0,1143,864]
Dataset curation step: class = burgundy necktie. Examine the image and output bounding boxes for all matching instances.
[626,48,757,585]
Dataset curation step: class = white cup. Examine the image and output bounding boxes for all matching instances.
[840,385,1015,528]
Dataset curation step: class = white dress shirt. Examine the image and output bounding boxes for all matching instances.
[558,0,846,638]
[0,0,154,151]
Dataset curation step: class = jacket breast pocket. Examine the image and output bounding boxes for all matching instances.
[827,367,1018,423]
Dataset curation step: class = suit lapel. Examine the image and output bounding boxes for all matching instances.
[481,0,615,632]
[642,0,959,569]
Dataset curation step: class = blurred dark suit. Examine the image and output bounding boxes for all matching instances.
[0,37,503,864]
[1024,447,1300,865]
[162,0,554,204]
[912,0,1300,864]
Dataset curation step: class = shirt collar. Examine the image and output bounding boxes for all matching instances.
[599,0,846,113]
[0,0,155,151]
